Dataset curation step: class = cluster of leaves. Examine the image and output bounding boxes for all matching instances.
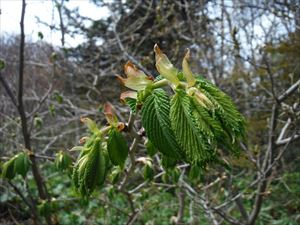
[71,105,129,196]
[121,45,245,166]
[68,45,246,196]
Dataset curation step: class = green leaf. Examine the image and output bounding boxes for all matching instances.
[196,76,246,143]
[13,152,31,178]
[143,164,154,181]
[188,165,203,181]
[125,98,137,113]
[73,138,106,196]
[55,151,72,171]
[49,104,56,116]
[76,154,89,196]
[190,97,224,139]
[190,96,235,152]
[73,153,89,192]
[141,89,183,159]
[161,169,181,184]
[103,149,112,175]
[161,155,177,170]
[34,116,43,129]
[84,139,106,194]
[2,152,31,179]
[109,166,122,184]
[37,200,56,217]
[145,139,158,157]
[107,128,129,167]
[170,89,216,166]
[53,91,63,104]
[2,158,16,179]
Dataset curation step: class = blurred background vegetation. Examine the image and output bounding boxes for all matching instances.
[0,0,299,224]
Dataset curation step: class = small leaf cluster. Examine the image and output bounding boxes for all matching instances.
[1,152,31,179]
[121,45,246,167]
[71,106,129,196]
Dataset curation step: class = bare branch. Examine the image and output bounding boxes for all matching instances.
[277,118,292,143]
[276,134,300,146]
[278,79,300,102]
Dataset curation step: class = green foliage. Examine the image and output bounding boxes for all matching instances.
[2,158,15,180]
[145,139,158,157]
[72,138,106,196]
[109,166,122,184]
[137,48,246,167]
[141,89,183,159]
[143,162,154,181]
[188,165,203,181]
[196,76,246,146]
[162,168,180,183]
[2,152,31,179]
[52,91,64,104]
[107,128,129,167]
[124,97,137,113]
[161,155,177,170]
[38,200,57,217]
[170,89,216,165]
[33,116,43,129]
[55,151,72,171]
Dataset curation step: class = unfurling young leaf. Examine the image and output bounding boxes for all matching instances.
[107,128,129,167]
[72,138,107,196]
[117,61,153,91]
[182,49,196,87]
[154,44,180,86]
[55,151,72,171]
[80,117,99,134]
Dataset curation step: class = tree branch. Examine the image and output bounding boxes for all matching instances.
[278,79,300,102]
[15,1,53,224]
[0,73,18,108]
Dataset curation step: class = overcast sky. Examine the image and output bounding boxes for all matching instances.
[0,0,109,46]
